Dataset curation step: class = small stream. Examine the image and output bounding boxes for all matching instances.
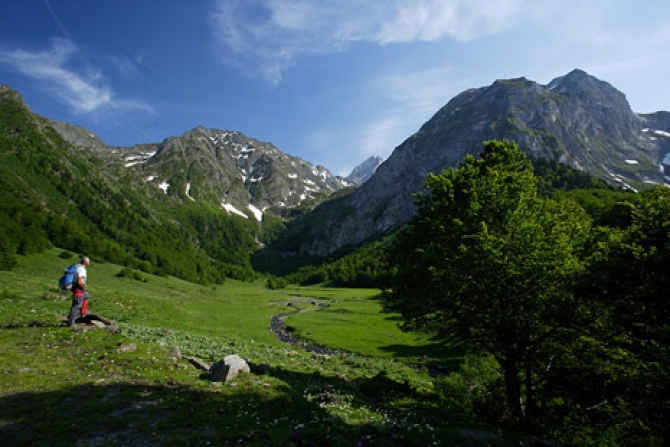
[268,306,340,356]
[269,303,450,377]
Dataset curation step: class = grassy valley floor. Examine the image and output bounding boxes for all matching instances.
[0,249,483,446]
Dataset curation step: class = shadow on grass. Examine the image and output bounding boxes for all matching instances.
[0,381,330,446]
[0,368,463,446]
[377,317,467,368]
[376,342,465,370]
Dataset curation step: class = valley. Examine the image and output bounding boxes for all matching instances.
[0,249,462,445]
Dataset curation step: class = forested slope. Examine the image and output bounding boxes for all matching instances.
[0,85,259,283]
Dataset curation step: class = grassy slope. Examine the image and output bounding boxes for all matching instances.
[0,250,473,446]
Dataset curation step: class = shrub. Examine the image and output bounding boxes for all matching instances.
[266,276,287,290]
[58,250,74,259]
[116,267,148,283]
[434,354,502,425]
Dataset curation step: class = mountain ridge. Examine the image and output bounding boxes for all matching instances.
[3,69,670,268]
[45,117,353,222]
[268,69,670,259]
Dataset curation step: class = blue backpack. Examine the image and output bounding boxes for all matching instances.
[58,264,79,292]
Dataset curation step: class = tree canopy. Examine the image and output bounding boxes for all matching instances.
[385,140,592,430]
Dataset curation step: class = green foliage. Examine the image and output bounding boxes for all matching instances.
[116,267,148,283]
[284,239,395,288]
[531,157,639,228]
[386,140,592,432]
[574,186,670,443]
[257,213,286,245]
[0,191,52,257]
[557,188,637,227]
[0,93,260,285]
[266,276,287,290]
[532,156,614,194]
[0,233,17,271]
[57,250,74,259]
[381,142,670,443]
[435,354,502,426]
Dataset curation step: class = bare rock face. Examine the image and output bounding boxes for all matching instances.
[208,354,250,382]
[272,69,670,259]
[345,155,383,186]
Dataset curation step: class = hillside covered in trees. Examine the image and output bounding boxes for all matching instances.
[0,86,259,283]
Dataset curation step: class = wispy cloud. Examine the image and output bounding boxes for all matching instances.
[355,64,474,160]
[375,0,529,44]
[358,117,404,159]
[210,0,535,84]
[0,38,153,117]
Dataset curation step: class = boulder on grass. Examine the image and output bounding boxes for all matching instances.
[209,354,250,382]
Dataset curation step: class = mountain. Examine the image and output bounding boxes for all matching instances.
[1,83,365,281]
[51,123,351,222]
[267,69,670,259]
[0,85,264,283]
[345,156,384,186]
[5,69,670,274]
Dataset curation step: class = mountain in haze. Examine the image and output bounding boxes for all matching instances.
[268,69,670,259]
[345,156,384,186]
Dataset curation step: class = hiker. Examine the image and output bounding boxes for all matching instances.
[67,256,91,326]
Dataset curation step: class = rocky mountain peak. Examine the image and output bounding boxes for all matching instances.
[546,68,632,112]
[0,84,26,106]
[52,123,351,222]
[548,68,606,93]
[271,69,670,259]
[345,156,384,186]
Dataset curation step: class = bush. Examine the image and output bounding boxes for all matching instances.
[116,267,148,283]
[434,354,502,425]
[266,276,287,290]
[58,250,74,259]
[0,235,17,271]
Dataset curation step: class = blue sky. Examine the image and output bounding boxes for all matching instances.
[1,1,669,176]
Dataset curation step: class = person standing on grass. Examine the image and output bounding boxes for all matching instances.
[67,256,90,326]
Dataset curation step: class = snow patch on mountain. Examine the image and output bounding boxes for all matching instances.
[222,202,248,219]
[186,183,195,202]
[248,204,263,222]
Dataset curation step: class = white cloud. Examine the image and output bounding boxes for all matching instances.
[0,38,153,116]
[355,64,474,159]
[359,117,404,159]
[375,0,529,44]
[209,0,538,84]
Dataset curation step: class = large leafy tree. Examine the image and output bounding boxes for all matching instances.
[580,186,670,441]
[385,140,591,431]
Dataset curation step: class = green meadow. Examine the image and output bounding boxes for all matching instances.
[0,249,471,446]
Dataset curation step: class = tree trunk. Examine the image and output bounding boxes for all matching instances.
[524,359,534,432]
[502,356,524,429]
